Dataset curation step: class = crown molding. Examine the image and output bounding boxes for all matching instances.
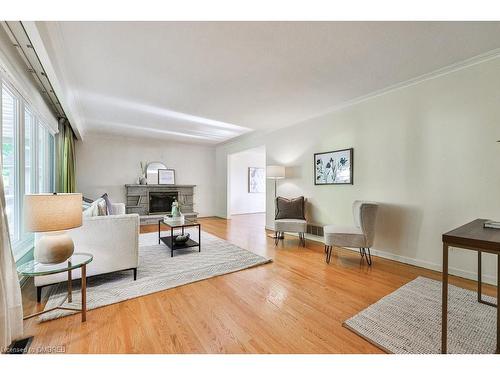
[297,47,500,125]
[218,47,500,148]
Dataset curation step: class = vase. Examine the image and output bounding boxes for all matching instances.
[171,200,181,217]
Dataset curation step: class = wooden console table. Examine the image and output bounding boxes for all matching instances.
[442,219,500,354]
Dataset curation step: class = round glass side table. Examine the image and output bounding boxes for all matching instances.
[17,253,93,322]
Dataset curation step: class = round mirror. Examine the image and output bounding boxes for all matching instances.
[146,161,167,185]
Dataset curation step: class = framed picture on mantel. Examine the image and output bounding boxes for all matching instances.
[158,169,176,185]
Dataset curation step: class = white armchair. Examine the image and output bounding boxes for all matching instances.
[323,201,379,265]
[34,203,140,302]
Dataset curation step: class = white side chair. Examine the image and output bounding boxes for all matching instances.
[323,201,379,265]
[274,219,307,246]
[274,196,307,247]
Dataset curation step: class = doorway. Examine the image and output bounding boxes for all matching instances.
[227,146,266,217]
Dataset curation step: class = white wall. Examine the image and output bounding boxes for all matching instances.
[215,56,500,284]
[76,134,216,217]
[228,146,266,215]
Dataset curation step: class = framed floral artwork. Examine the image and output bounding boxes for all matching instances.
[314,148,353,185]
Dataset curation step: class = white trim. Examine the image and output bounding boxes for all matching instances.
[265,225,497,285]
[366,247,496,286]
[2,81,21,243]
[22,21,83,139]
[292,48,500,127]
[0,26,58,134]
[0,68,57,136]
[1,77,56,261]
[221,48,500,147]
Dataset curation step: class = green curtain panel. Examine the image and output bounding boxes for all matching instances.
[56,119,76,193]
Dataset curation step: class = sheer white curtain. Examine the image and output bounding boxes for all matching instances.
[0,169,23,351]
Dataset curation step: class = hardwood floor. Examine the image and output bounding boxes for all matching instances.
[21,213,496,353]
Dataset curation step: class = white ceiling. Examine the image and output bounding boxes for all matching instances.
[34,21,500,144]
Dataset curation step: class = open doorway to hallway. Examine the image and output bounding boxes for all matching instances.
[227,146,266,220]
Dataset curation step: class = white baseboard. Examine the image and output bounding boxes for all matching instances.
[229,212,266,216]
[368,248,496,286]
[265,226,497,285]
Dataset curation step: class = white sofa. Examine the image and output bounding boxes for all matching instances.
[34,203,140,302]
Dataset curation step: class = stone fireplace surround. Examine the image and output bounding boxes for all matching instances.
[125,184,197,224]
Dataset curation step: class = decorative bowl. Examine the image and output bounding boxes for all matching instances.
[174,233,190,244]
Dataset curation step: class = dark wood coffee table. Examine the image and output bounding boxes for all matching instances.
[442,219,500,354]
[158,218,201,257]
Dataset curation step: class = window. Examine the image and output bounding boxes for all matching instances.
[1,80,56,260]
[25,107,34,194]
[37,124,54,193]
[2,84,19,242]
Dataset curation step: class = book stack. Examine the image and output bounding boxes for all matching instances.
[163,214,185,225]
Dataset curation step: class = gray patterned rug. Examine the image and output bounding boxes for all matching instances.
[344,277,497,354]
[39,230,271,321]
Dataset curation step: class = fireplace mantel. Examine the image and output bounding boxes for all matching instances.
[125,184,196,188]
[125,184,197,224]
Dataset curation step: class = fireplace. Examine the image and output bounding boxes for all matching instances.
[149,192,178,214]
[125,184,196,223]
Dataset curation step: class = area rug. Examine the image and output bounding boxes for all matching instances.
[343,276,497,354]
[39,230,271,321]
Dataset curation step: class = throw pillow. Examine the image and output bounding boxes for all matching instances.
[83,199,100,217]
[96,198,108,216]
[101,193,114,215]
[83,196,94,204]
[82,201,92,211]
[82,206,94,217]
[275,196,306,220]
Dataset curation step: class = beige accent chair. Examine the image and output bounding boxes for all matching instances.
[274,219,307,246]
[274,196,307,247]
[323,201,379,265]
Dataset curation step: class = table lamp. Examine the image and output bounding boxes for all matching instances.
[24,193,83,264]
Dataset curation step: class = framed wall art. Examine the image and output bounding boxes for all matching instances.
[314,148,353,185]
[158,168,176,185]
[248,167,265,193]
